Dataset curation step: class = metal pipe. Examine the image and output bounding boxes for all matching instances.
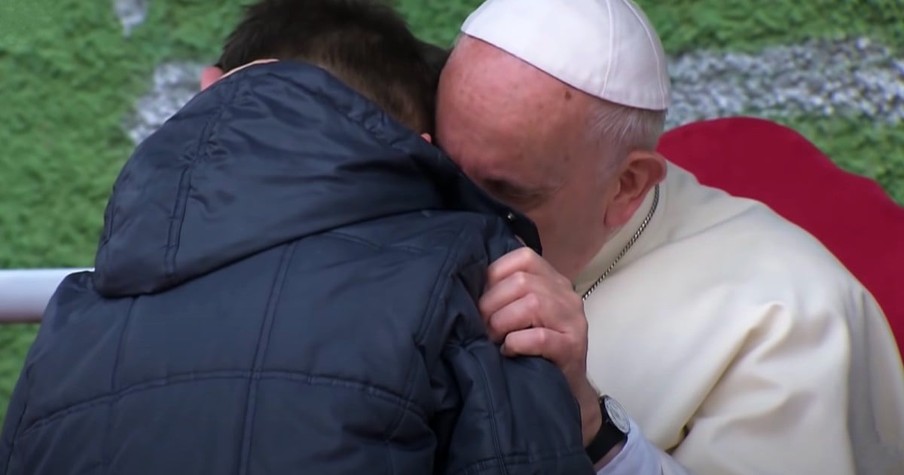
[0,269,92,324]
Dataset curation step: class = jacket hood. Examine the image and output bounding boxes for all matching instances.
[94,61,539,297]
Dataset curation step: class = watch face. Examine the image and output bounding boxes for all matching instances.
[603,396,631,434]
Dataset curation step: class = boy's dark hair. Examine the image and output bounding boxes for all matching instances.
[217,0,449,132]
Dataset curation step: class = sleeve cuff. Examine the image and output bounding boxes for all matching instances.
[596,418,662,475]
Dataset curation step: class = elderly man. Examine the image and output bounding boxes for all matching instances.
[436,0,904,474]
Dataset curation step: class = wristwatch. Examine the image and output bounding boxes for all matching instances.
[585,395,631,463]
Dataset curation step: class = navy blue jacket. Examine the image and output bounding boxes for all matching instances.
[0,62,593,474]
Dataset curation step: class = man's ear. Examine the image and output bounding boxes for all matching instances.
[604,150,667,228]
[200,66,225,91]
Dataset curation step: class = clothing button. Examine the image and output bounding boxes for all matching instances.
[506,212,516,222]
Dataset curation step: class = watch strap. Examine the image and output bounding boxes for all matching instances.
[585,396,629,463]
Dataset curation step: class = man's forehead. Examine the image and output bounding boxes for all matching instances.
[437,99,572,186]
[439,36,592,174]
[444,37,582,109]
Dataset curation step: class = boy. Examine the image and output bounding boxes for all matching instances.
[0,1,593,473]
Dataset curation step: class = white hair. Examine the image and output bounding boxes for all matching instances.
[585,99,667,169]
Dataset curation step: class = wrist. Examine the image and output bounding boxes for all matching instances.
[593,442,625,470]
[577,382,602,446]
[584,395,631,466]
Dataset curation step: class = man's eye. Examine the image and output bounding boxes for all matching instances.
[483,179,542,207]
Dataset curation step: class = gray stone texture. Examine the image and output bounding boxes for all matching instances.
[123,38,904,144]
[114,0,149,36]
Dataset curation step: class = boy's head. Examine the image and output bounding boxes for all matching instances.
[206,0,448,133]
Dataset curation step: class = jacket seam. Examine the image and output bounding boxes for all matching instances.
[238,243,296,475]
[18,369,426,438]
[397,233,518,472]
[382,231,473,443]
[430,247,523,474]
[163,80,237,280]
[324,230,426,254]
[468,345,508,475]
[99,190,116,247]
[102,298,137,474]
[163,166,193,278]
[412,232,479,356]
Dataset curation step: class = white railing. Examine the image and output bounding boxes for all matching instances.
[0,269,91,323]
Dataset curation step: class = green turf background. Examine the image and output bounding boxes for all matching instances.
[1,0,902,426]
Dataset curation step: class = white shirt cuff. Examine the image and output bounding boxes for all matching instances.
[596,418,663,475]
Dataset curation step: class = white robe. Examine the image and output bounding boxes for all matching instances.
[575,163,904,475]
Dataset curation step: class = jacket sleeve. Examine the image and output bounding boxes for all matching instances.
[430,270,595,475]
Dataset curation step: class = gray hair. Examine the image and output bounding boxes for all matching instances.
[586,99,667,169]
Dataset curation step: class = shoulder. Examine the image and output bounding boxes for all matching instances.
[657,167,867,304]
[330,210,521,341]
[335,209,520,265]
[613,171,882,344]
[321,208,521,316]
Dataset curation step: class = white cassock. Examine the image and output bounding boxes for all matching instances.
[575,163,904,475]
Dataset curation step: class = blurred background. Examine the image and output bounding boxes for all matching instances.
[0,0,902,425]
